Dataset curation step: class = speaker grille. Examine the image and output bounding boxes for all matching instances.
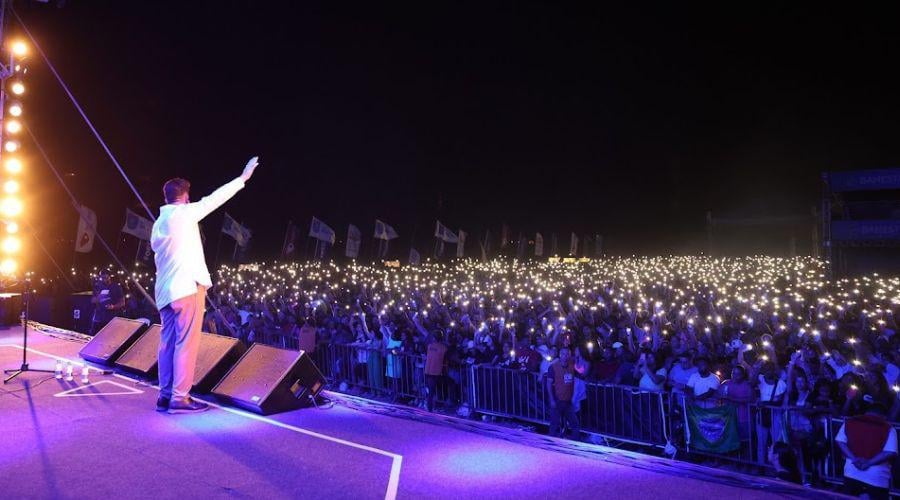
[193,333,245,392]
[79,317,148,365]
[115,324,162,375]
[213,344,300,404]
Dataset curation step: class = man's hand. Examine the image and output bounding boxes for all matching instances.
[240,156,260,182]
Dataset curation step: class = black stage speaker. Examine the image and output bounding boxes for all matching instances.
[212,343,326,415]
[115,328,246,393]
[194,333,247,393]
[79,317,148,365]
[114,324,162,376]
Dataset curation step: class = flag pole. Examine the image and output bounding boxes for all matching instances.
[281,220,291,258]
[214,224,224,269]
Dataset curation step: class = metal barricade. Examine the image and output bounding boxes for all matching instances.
[471,364,549,424]
[582,383,669,446]
[469,365,670,447]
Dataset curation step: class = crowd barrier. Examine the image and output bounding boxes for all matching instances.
[310,342,470,407]
[279,341,900,493]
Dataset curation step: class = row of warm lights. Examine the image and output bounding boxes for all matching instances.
[0,40,28,275]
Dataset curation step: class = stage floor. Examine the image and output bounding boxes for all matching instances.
[0,328,832,499]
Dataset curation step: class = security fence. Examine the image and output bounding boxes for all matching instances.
[302,342,900,493]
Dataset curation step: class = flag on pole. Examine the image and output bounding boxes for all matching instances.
[482,229,491,260]
[569,232,579,256]
[434,220,458,243]
[282,221,297,257]
[346,224,361,258]
[535,232,544,257]
[222,213,252,247]
[500,224,510,248]
[121,208,152,241]
[516,232,525,259]
[374,219,399,240]
[409,248,421,265]
[309,217,336,244]
[456,230,467,258]
[75,205,97,253]
[136,239,154,263]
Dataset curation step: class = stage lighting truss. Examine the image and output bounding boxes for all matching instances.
[0,38,27,276]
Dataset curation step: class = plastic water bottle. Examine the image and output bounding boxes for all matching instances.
[65,361,74,382]
[55,361,63,379]
[81,365,90,384]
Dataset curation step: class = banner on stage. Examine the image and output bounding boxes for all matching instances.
[535,232,544,256]
[121,209,152,241]
[456,230,466,257]
[309,216,336,244]
[409,248,421,265]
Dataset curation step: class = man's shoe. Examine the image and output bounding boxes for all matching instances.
[156,396,170,412]
[167,397,210,414]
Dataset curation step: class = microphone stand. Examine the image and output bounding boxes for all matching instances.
[4,277,54,383]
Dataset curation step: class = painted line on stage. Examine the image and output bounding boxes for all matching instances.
[0,344,403,500]
[54,379,144,397]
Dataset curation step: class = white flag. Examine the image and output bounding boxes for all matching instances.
[409,248,421,265]
[434,220,458,243]
[535,232,544,257]
[309,216,336,244]
[121,208,152,241]
[374,219,398,240]
[222,213,252,247]
[346,224,361,259]
[569,232,579,256]
[75,205,96,253]
[456,230,467,258]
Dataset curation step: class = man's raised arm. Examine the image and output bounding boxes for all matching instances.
[185,156,259,221]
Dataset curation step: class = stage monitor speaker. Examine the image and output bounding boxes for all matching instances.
[115,328,246,393]
[79,317,148,365]
[193,333,247,393]
[212,343,325,415]
[114,324,162,376]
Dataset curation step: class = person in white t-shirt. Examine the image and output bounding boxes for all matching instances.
[756,361,787,465]
[687,356,721,408]
[635,352,667,391]
[668,351,698,393]
[835,402,898,500]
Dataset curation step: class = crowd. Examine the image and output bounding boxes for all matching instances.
[73,256,900,495]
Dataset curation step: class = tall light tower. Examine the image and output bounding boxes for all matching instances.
[0,0,26,277]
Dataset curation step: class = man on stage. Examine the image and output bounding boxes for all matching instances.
[151,156,259,413]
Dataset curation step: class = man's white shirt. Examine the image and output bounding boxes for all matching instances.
[151,177,245,308]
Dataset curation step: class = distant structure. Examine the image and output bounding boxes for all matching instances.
[822,168,900,276]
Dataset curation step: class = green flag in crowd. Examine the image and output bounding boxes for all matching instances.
[685,403,741,453]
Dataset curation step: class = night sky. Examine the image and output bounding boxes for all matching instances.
[14,2,900,270]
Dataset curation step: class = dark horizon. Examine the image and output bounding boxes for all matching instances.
[14,2,900,271]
